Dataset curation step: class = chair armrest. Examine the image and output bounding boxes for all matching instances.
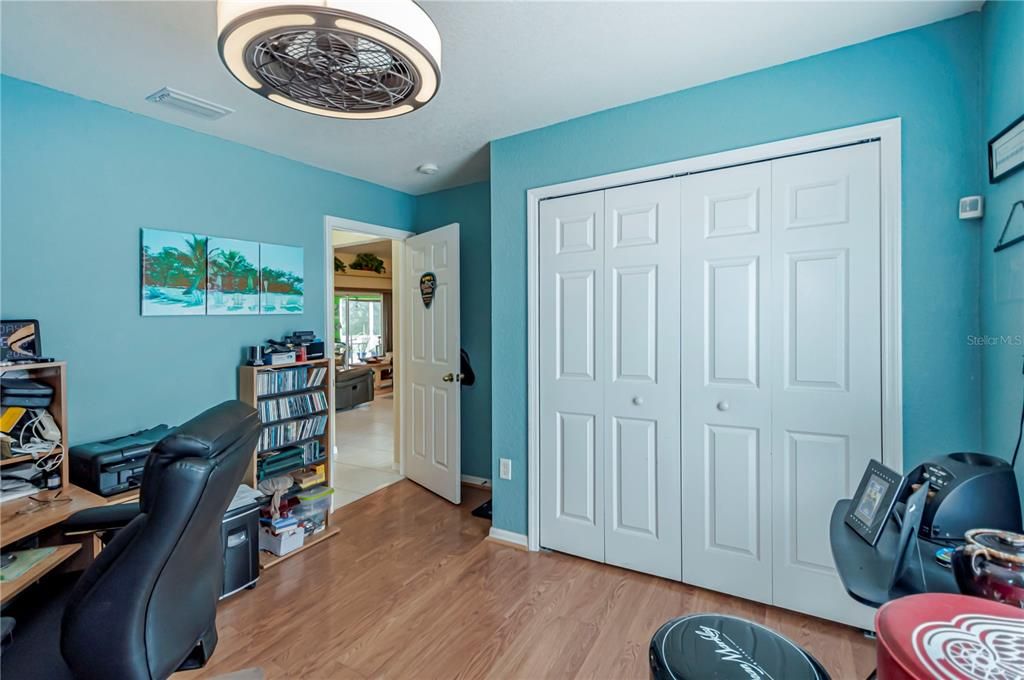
[62,502,141,535]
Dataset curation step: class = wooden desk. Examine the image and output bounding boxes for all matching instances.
[0,485,139,604]
[0,362,144,602]
[0,362,138,603]
[1,485,139,550]
[0,544,80,604]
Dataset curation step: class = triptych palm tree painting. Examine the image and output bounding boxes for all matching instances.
[141,229,303,316]
[207,236,260,315]
[258,242,305,314]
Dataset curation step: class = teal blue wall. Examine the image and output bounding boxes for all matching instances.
[414,181,492,480]
[0,76,416,445]
[979,1,1024,499]
[490,14,986,534]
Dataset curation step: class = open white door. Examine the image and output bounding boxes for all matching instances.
[401,223,461,503]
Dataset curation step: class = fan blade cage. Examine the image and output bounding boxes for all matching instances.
[249,28,418,112]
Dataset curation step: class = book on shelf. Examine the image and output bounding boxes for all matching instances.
[256,441,322,480]
[258,415,328,453]
[258,390,328,423]
[256,365,328,397]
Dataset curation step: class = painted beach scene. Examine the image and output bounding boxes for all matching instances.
[260,242,304,314]
[207,237,260,315]
[141,228,208,316]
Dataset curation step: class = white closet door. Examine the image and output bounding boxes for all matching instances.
[681,162,774,603]
[539,190,606,561]
[603,178,682,580]
[770,143,881,628]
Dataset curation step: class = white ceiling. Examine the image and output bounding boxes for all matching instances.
[1,1,980,195]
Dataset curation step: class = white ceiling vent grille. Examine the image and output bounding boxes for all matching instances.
[145,87,234,120]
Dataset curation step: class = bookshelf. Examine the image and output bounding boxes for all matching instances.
[238,358,339,568]
[0,361,69,490]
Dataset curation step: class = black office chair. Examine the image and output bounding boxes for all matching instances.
[1,400,259,680]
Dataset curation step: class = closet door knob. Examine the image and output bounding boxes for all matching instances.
[716,400,729,412]
[632,396,644,406]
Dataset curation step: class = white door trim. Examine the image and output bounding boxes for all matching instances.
[526,118,903,552]
[325,215,415,243]
[323,216,414,476]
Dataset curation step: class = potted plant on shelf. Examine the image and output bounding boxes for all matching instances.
[349,253,386,275]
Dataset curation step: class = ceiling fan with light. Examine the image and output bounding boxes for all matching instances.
[217,0,441,120]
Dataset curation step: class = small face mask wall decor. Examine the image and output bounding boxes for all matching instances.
[420,272,437,308]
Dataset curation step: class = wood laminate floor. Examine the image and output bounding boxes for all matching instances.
[189,481,876,679]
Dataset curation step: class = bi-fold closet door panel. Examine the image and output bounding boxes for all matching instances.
[539,142,883,629]
[769,144,881,627]
[604,180,681,580]
[539,179,682,580]
[680,161,774,603]
[679,143,882,626]
[539,190,606,563]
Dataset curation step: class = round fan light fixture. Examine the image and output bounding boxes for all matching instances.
[217,0,441,120]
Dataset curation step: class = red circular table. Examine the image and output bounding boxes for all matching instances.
[875,593,1024,679]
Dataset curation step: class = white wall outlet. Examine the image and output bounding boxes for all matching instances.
[499,458,512,480]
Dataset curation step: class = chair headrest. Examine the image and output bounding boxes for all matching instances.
[152,400,259,461]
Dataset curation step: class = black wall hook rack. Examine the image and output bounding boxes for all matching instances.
[994,200,1024,253]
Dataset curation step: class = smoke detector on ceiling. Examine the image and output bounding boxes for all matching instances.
[417,163,439,175]
[145,87,234,120]
[216,0,441,120]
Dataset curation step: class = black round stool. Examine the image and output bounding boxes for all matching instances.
[649,614,831,679]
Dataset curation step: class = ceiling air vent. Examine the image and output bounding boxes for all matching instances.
[145,87,234,120]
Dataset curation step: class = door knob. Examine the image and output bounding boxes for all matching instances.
[632,396,644,406]
[716,400,729,411]
[442,373,455,382]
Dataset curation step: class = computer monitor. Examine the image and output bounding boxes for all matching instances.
[0,319,43,363]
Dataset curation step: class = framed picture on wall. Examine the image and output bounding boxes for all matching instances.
[259,242,304,314]
[141,229,209,316]
[989,113,1024,183]
[207,237,260,315]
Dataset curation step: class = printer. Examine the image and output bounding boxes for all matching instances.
[69,425,174,496]
[905,452,1022,541]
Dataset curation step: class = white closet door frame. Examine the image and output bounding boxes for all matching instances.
[524,118,903,552]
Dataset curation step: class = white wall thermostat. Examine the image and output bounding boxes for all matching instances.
[959,195,984,220]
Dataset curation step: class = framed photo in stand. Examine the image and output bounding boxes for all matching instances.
[845,459,904,546]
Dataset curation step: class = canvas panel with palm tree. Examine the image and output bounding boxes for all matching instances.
[260,242,304,314]
[141,228,209,316]
[208,237,260,315]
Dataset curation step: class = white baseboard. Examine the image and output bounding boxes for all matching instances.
[488,527,529,549]
[461,474,491,488]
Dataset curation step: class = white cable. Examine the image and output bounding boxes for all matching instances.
[13,410,59,459]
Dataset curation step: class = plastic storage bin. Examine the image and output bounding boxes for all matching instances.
[292,486,334,535]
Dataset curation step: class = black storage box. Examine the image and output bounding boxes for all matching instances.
[221,502,260,598]
[69,425,174,496]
